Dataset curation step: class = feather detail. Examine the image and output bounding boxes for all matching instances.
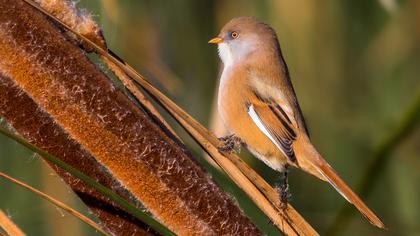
[248,104,297,164]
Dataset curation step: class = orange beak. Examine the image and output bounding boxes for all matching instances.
[208,36,224,44]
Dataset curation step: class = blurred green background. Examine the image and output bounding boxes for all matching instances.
[1,0,419,235]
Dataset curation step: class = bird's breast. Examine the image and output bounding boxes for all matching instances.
[217,66,246,127]
[217,67,288,170]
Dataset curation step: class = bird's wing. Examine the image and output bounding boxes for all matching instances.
[247,93,322,177]
[247,91,386,229]
[247,96,298,165]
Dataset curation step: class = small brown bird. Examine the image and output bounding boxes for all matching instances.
[209,16,385,228]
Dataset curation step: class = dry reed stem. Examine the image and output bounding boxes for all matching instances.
[30,2,319,233]
[101,56,179,139]
[204,80,228,169]
[101,0,182,95]
[0,210,25,236]
[1,1,260,235]
[0,172,110,236]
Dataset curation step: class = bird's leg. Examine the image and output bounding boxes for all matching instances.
[279,164,291,210]
[268,167,291,226]
[218,134,243,154]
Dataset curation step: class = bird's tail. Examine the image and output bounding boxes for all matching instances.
[294,135,386,229]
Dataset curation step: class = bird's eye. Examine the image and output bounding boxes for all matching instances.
[231,31,239,39]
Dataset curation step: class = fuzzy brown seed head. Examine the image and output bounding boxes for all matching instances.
[35,0,107,50]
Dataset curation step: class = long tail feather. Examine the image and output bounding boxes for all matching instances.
[294,135,386,229]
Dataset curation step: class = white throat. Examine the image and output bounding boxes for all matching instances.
[217,43,234,68]
[217,39,255,68]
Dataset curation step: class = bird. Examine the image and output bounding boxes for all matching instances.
[209,16,385,229]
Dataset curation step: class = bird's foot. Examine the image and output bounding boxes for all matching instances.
[218,134,243,154]
[279,165,291,210]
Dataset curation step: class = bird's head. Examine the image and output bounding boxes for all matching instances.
[209,17,279,67]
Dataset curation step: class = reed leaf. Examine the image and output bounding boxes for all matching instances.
[0,171,110,236]
[0,210,25,236]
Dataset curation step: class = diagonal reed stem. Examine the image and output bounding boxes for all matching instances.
[0,210,26,236]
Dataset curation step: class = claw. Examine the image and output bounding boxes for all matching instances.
[218,134,243,154]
